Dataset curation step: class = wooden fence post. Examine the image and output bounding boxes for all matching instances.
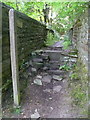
[0,2,2,119]
[9,9,20,107]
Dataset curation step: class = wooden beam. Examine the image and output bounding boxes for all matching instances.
[9,9,20,107]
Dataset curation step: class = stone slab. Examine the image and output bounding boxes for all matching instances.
[42,75,52,83]
[53,75,63,81]
[53,85,62,93]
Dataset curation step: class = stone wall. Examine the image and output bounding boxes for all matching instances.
[2,2,47,93]
[88,7,90,117]
[72,8,88,69]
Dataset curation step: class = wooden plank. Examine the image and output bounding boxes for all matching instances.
[0,2,2,119]
[9,9,20,107]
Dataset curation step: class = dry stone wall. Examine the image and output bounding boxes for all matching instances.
[72,9,89,69]
[2,2,47,93]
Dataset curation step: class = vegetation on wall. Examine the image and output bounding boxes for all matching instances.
[69,59,88,115]
[51,2,88,34]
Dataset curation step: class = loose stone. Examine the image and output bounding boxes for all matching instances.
[53,85,62,93]
[43,89,51,93]
[34,79,42,86]
[53,75,63,81]
[31,68,37,72]
[31,109,40,118]
[42,75,52,83]
[36,75,42,79]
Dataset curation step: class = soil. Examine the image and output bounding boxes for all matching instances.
[2,43,88,119]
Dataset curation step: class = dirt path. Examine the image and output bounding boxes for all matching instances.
[20,75,77,118]
[2,44,85,118]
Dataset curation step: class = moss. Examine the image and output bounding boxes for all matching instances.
[69,58,88,115]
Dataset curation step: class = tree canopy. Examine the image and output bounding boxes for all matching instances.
[1,1,88,34]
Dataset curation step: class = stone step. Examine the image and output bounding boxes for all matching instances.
[49,61,60,70]
[32,62,44,70]
[46,47,63,51]
[43,60,61,69]
[43,50,62,61]
[41,54,49,60]
[43,50,62,53]
[32,58,43,63]
[49,66,59,70]
[47,69,65,75]
[49,60,60,64]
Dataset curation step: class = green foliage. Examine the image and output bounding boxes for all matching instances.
[10,107,21,114]
[51,2,88,34]
[14,108,21,114]
[2,79,12,91]
[70,73,79,80]
[1,1,44,21]
[45,32,59,46]
[71,84,87,106]
[59,64,71,71]
[63,36,72,49]
[69,59,88,114]
[1,1,88,31]
[63,40,71,49]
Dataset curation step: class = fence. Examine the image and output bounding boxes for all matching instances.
[2,2,47,106]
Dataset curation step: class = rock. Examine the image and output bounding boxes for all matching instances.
[43,89,51,93]
[64,56,70,59]
[49,64,59,70]
[29,60,33,66]
[43,67,49,71]
[35,49,43,53]
[44,63,50,68]
[63,59,69,62]
[69,58,77,63]
[41,72,48,76]
[42,75,52,83]
[36,75,42,79]
[42,54,49,60]
[28,72,32,76]
[49,97,52,100]
[50,107,53,110]
[31,68,37,72]
[43,50,61,61]
[53,85,62,93]
[33,62,43,69]
[53,75,63,81]
[34,79,42,86]
[48,70,65,75]
[23,72,28,78]
[32,58,43,63]
[31,109,40,118]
